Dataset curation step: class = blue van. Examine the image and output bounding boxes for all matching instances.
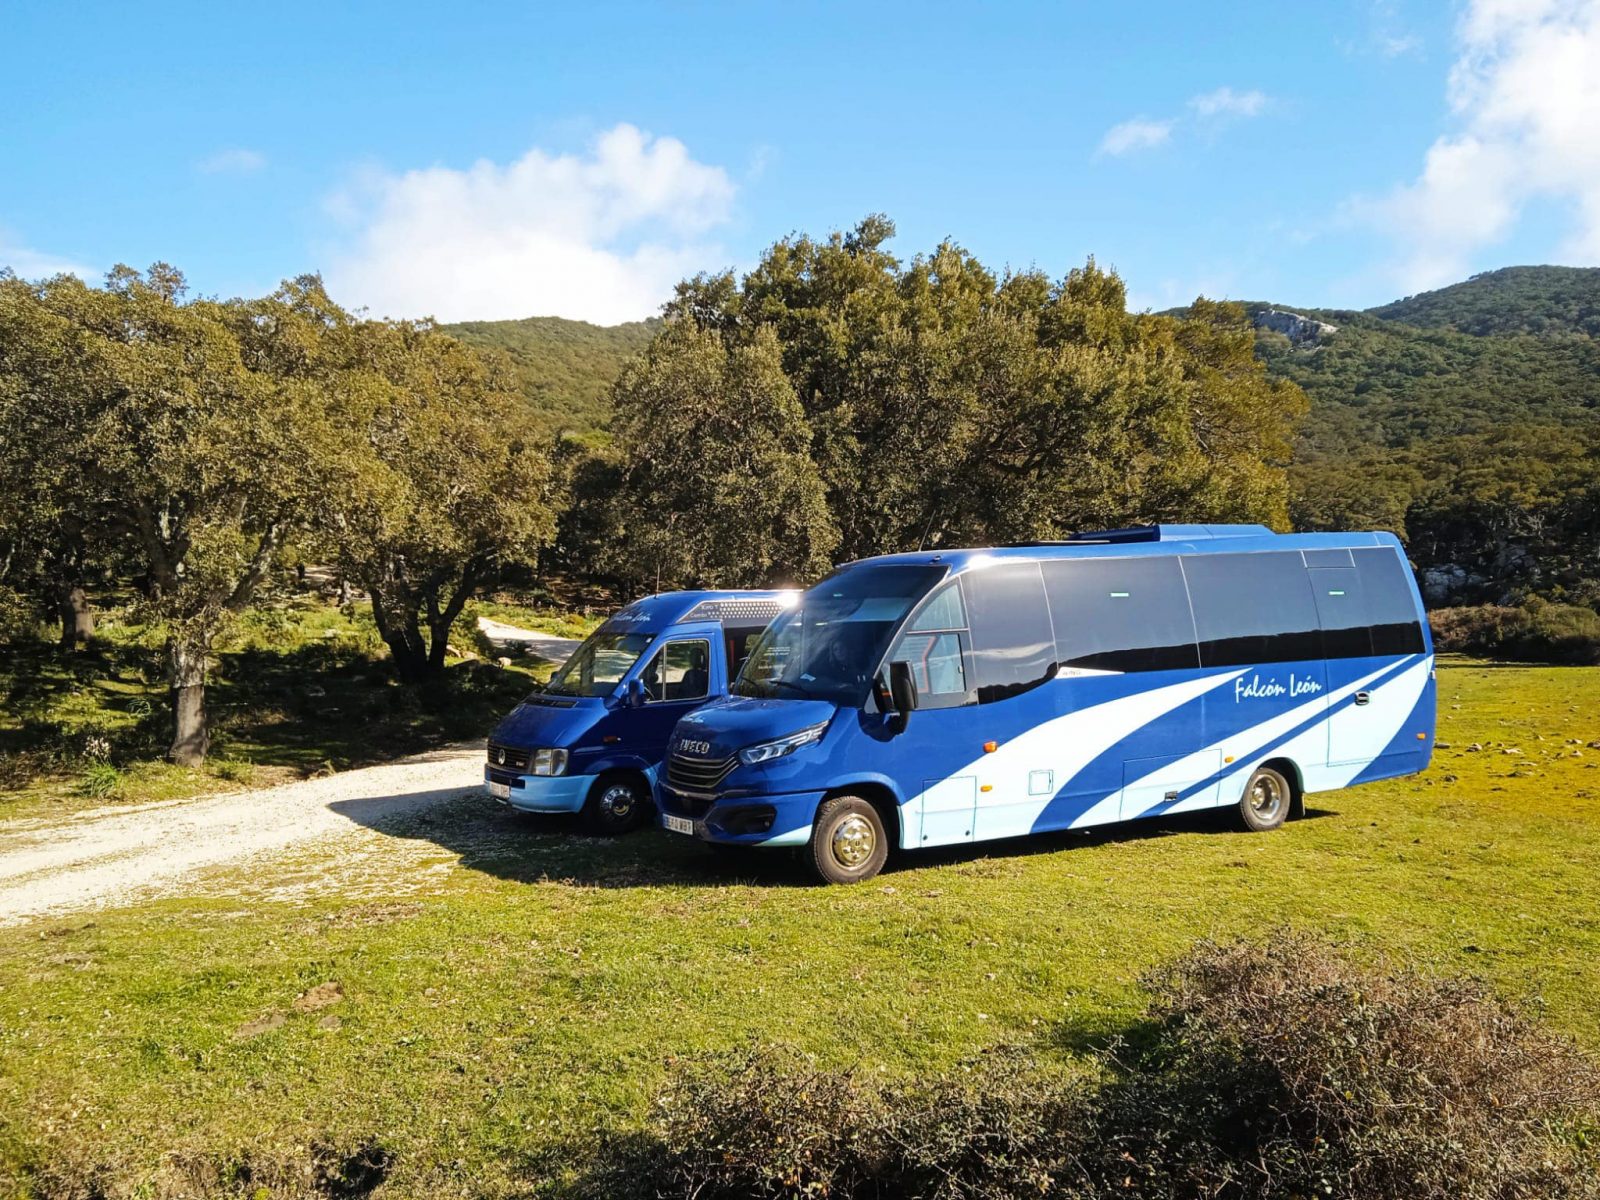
[484,590,794,833]
[657,526,1434,882]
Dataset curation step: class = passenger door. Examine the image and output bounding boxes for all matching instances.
[883,581,981,847]
[1307,560,1370,766]
[627,628,722,763]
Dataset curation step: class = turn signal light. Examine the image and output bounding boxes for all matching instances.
[983,740,998,753]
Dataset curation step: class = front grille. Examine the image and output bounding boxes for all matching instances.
[665,751,738,795]
[487,743,532,771]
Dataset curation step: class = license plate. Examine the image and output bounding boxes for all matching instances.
[663,814,696,836]
[487,781,511,801]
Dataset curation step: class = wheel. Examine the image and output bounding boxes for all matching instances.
[580,773,651,836]
[807,795,888,884]
[1236,765,1292,832]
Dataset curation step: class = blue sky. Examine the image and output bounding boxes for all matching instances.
[5,1,1599,322]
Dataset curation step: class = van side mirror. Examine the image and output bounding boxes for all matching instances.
[885,660,918,733]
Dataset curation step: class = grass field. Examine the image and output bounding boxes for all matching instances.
[2,660,1598,1198]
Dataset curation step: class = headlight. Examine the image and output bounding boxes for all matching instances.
[738,723,827,766]
[532,748,568,776]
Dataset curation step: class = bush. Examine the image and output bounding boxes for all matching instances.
[75,762,124,799]
[1432,600,1600,664]
[571,937,1600,1199]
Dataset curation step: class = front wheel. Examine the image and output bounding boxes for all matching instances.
[807,795,888,884]
[1236,765,1292,832]
[580,774,651,836]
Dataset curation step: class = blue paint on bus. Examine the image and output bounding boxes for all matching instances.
[655,527,1434,878]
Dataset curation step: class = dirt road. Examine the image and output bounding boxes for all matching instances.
[0,621,583,927]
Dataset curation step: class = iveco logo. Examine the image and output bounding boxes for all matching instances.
[678,739,712,756]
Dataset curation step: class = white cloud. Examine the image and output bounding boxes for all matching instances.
[1360,0,1600,291]
[0,231,97,282]
[322,124,736,324]
[1097,118,1175,157]
[1098,87,1270,159]
[197,148,267,175]
[1189,86,1269,119]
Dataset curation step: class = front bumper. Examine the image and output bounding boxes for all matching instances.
[656,784,827,847]
[484,765,594,814]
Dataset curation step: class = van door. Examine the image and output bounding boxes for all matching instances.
[1308,564,1370,766]
[626,624,724,765]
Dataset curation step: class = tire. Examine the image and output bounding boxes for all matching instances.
[1236,765,1292,832]
[807,795,889,884]
[580,773,651,836]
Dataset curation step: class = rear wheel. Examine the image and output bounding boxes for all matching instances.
[581,773,651,836]
[807,795,888,884]
[1236,765,1292,832]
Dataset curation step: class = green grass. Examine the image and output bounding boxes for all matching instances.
[1,661,1598,1197]
[0,598,553,820]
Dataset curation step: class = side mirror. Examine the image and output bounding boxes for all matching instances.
[886,660,918,733]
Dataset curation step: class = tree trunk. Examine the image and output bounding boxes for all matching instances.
[168,636,210,766]
[57,584,94,649]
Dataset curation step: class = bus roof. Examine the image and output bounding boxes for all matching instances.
[836,526,1406,574]
[607,588,799,630]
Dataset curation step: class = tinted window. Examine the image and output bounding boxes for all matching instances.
[1355,548,1427,655]
[1042,556,1199,672]
[1308,567,1373,658]
[965,563,1057,703]
[1303,547,1354,569]
[1185,552,1322,666]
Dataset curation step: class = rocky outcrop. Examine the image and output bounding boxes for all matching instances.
[1253,309,1338,346]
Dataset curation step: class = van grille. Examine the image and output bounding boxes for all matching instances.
[487,743,532,771]
[665,751,738,795]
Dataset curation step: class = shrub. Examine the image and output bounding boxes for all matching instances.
[1432,601,1600,664]
[75,762,124,799]
[570,936,1600,1200]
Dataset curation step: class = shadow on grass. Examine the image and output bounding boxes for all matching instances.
[327,786,1339,892]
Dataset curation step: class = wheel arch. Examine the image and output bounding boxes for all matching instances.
[1257,756,1305,819]
[820,779,903,851]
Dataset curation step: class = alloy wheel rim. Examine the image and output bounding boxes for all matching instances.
[1249,774,1284,821]
[832,814,875,868]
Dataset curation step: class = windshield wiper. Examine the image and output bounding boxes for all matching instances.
[763,678,813,699]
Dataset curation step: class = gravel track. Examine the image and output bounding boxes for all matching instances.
[0,620,581,927]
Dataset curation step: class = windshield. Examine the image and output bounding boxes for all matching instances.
[733,564,945,705]
[541,629,654,697]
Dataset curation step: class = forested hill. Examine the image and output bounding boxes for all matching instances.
[441,315,657,437]
[1248,265,1600,616]
[1367,265,1600,337]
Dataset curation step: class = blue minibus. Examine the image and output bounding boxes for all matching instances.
[485,590,794,833]
[657,526,1434,882]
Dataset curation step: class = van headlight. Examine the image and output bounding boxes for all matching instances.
[532,748,569,776]
[738,723,826,766]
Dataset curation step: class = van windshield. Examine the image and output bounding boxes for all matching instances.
[542,630,654,697]
[733,564,944,705]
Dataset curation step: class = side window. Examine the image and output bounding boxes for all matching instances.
[965,563,1057,703]
[1042,556,1199,672]
[1354,548,1427,656]
[1184,552,1322,667]
[643,639,711,702]
[725,625,766,680]
[889,581,971,709]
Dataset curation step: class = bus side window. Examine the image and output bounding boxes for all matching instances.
[965,562,1057,704]
[889,581,972,708]
[1041,557,1199,672]
[1184,552,1323,666]
[1354,548,1427,655]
